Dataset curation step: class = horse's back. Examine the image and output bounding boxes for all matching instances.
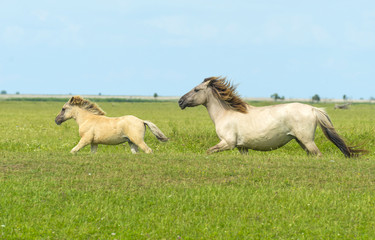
[231,102,318,150]
[261,102,318,129]
[86,114,143,127]
[116,115,145,127]
[245,102,315,125]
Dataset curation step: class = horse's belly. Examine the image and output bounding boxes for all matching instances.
[94,134,128,145]
[239,134,294,151]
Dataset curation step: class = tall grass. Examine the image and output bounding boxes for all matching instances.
[0,101,374,239]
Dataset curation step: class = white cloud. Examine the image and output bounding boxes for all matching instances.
[32,10,49,21]
[146,15,190,36]
[145,15,221,46]
[261,15,334,46]
[345,24,375,49]
[2,26,25,43]
[311,25,332,44]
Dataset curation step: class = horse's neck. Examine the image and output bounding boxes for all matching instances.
[204,93,228,125]
[73,108,95,126]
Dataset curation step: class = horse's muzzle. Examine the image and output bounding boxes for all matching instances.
[55,116,63,125]
[178,97,187,109]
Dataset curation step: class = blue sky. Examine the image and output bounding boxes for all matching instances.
[1,0,374,99]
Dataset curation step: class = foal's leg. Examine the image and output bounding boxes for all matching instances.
[91,143,98,153]
[207,140,235,154]
[127,123,153,154]
[128,136,152,154]
[128,142,139,154]
[136,141,153,154]
[70,138,91,154]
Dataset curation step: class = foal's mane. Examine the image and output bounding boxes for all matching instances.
[68,96,106,115]
[204,76,248,113]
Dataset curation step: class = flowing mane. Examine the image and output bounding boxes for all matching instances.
[68,96,106,115]
[204,76,248,113]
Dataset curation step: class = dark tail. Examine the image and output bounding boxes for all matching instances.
[144,121,169,142]
[314,108,367,158]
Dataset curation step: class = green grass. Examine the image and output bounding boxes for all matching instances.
[1,101,375,239]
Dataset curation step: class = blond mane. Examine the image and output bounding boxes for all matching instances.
[204,76,248,113]
[68,96,106,115]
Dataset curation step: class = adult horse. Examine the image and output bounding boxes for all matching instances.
[55,96,168,154]
[178,76,365,157]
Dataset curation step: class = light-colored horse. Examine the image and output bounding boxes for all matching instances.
[55,96,168,154]
[178,77,365,157]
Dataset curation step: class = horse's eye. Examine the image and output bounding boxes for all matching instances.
[62,108,65,111]
[194,88,199,92]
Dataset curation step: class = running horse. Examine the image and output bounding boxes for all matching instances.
[55,96,168,154]
[178,77,365,157]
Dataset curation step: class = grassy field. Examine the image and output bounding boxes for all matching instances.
[0,100,375,239]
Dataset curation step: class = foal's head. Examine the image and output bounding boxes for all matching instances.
[178,76,248,113]
[55,96,105,125]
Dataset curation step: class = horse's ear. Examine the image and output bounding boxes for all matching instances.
[68,96,75,104]
[69,96,83,105]
[204,76,220,86]
[204,76,215,83]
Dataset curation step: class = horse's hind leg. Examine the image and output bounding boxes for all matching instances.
[128,137,152,154]
[135,141,152,154]
[127,123,153,154]
[128,142,139,154]
[207,140,234,154]
[296,138,322,157]
[91,143,98,153]
[305,142,322,157]
[238,147,249,155]
[295,139,308,153]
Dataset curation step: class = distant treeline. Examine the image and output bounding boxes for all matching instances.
[3,97,176,103]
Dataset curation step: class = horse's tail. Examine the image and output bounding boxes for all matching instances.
[314,108,366,158]
[144,121,169,142]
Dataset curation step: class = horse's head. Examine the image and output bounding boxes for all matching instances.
[55,96,80,125]
[179,76,248,113]
[178,77,216,109]
[55,96,106,125]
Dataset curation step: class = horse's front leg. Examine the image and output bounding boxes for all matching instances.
[207,140,235,154]
[70,138,91,154]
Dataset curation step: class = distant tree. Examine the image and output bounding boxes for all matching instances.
[271,93,279,101]
[16,92,20,95]
[1,90,6,95]
[98,92,102,96]
[312,94,320,103]
[153,93,158,99]
[343,94,347,101]
[271,93,284,101]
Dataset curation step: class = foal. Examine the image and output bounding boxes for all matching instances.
[55,96,168,154]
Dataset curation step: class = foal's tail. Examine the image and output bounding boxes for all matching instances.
[314,108,366,158]
[144,121,169,142]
